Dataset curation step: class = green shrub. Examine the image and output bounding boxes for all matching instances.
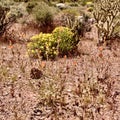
[27,26,78,59]
[26,2,38,13]
[27,33,58,59]
[32,2,53,26]
[52,26,75,55]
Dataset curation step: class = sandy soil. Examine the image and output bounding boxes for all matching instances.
[0,38,120,120]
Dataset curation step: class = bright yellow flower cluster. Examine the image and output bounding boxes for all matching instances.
[27,26,76,59]
[27,32,58,59]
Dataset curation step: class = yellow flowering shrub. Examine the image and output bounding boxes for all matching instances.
[28,27,77,59]
[52,26,75,55]
[27,33,58,59]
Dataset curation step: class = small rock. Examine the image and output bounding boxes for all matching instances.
[56,3,67,9]
[30,68,43,79]
[1,46,7,50]
[18,75,22,79]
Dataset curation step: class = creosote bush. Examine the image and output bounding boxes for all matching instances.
[27,27,77,59]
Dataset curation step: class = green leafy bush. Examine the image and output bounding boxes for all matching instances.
[28,27,77,59]
[26,2,38,14]
[52,26,75,55]
[27,33,58,59]
[32,2,53,26]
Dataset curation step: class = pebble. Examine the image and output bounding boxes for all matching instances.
[1,46,7,50]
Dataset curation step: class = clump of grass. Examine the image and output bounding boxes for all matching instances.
[0,66,10,82]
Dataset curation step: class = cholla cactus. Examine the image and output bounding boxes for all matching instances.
[72,14,92,41]
[93,0,120,43]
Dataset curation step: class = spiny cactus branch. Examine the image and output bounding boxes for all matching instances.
[93,0,120,42]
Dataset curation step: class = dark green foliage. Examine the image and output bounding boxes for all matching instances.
[72,19,85,41]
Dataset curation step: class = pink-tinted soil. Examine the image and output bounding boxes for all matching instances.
[0,38,120,120]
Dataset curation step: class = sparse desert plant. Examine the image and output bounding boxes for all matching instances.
[29,62,67,119]
[72,14,91,41]
[93,0,120,43]
[60,9,79,28]
[36,75,64,106]
[77,78,107,119]
[0,66,9,81]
